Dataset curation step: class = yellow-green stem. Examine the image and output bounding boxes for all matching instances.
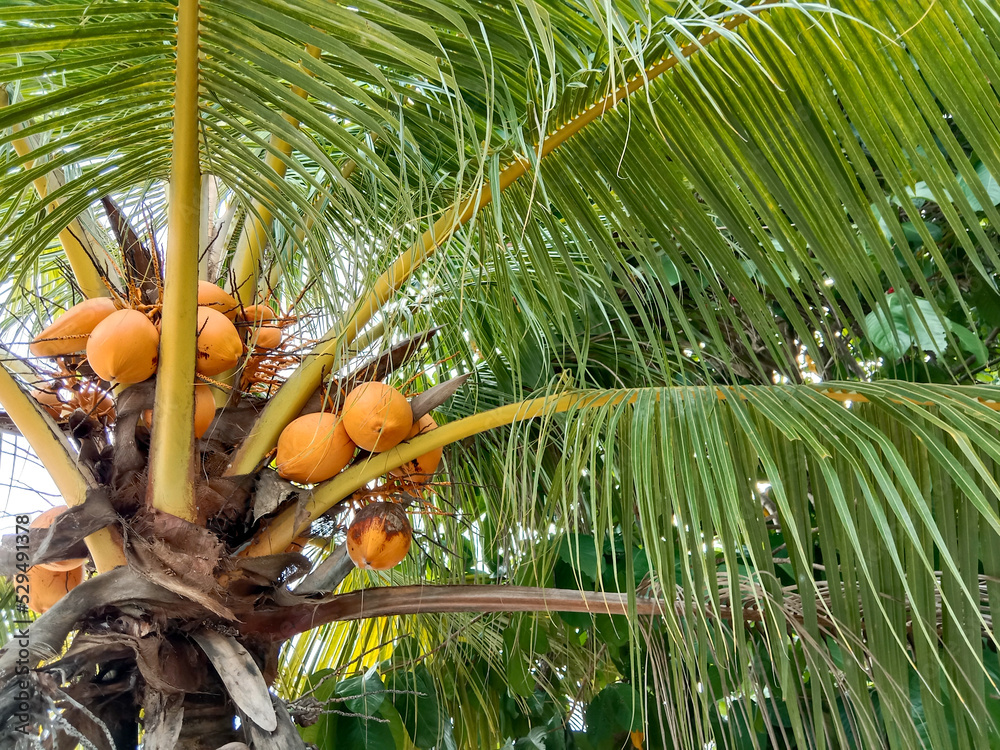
[229,45,322,307]
[226,2,776,478]
[245,390,645,555]
[149,0,201,521]
[244,382,1000,556]
[348,319,385,356]
[0,364,125,572]
[1,88,111,300]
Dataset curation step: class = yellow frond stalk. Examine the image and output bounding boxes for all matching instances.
[0,364,125,572]
[226,3,776,477]
[148,0,201,521]
[0,88,112,300]
[244,390,634,555]
[244,380,996,556]
[229,45,322,306]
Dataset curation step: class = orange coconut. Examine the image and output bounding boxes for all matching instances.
[390,414,442,483]
[27,563,84,614]
[30,298,119,357]
[241,304,276,325]
[346,502,412,570]
[197,281,241,320]
[341,382,413,453]
[249,324,282,349]
[86,309,159,384]
[276,412,356,484]
[142,384,217,438]
[31,388,64,419]
[195,306,243,376]
[30,506,87,572]
[242,304,281,349]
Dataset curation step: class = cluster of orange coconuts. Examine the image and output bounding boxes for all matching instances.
[23,506,86,614]
[29,282,286,437]
[29,290,435,574]
[275,381,444,570]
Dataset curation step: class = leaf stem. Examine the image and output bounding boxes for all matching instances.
[225,1,778,477]
[0,87,112,299]
[244,382,1000,556]
[229,45,322,308]
[0,362,125,572]
[245,389,691,555]
[149,0,201,521]
[239,584,665,640]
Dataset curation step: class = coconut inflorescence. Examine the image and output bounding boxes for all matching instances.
[276,412,356,484]
[195,306,243,376]
[30,506,87,571]
[342,382,413,453]
[346,502,412,570]
[86,308,160,384]
[30,298,119,357]
[390,414,442,484]
[31,387,64,418]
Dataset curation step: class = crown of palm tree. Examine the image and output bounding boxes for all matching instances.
[2,1,1000,748]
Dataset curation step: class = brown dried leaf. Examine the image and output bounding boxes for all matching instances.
[142,691,184,750]
[252,471,300,522]
[33,489,118,568]
[101,196,158,304]
[194,483,230,526]
[111,381,155,484]
[227,553,311,588]
[125,522,232,620]
[191,629,276,732]
[0,567,200,676]
[205,402,265,445]
[0,534,89,577]
[134,635,206,695]
[208,477,251,513]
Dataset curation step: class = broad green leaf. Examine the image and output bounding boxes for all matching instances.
[866,294,948,358]
[387,666,442,748]
[958,161,1000,211]
[585,683,643,750]
[948,322,989,366]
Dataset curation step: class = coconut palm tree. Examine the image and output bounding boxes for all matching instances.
[2,0,1000,747]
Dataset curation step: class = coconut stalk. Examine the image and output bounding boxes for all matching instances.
[247,382,999,555]
[241,584,665,640]
[245,390,646,554]
[148,0,201,522]
[0,364,125,572]
[0,88,111,300]
[226,1,778,478]
[228,44,322,307]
